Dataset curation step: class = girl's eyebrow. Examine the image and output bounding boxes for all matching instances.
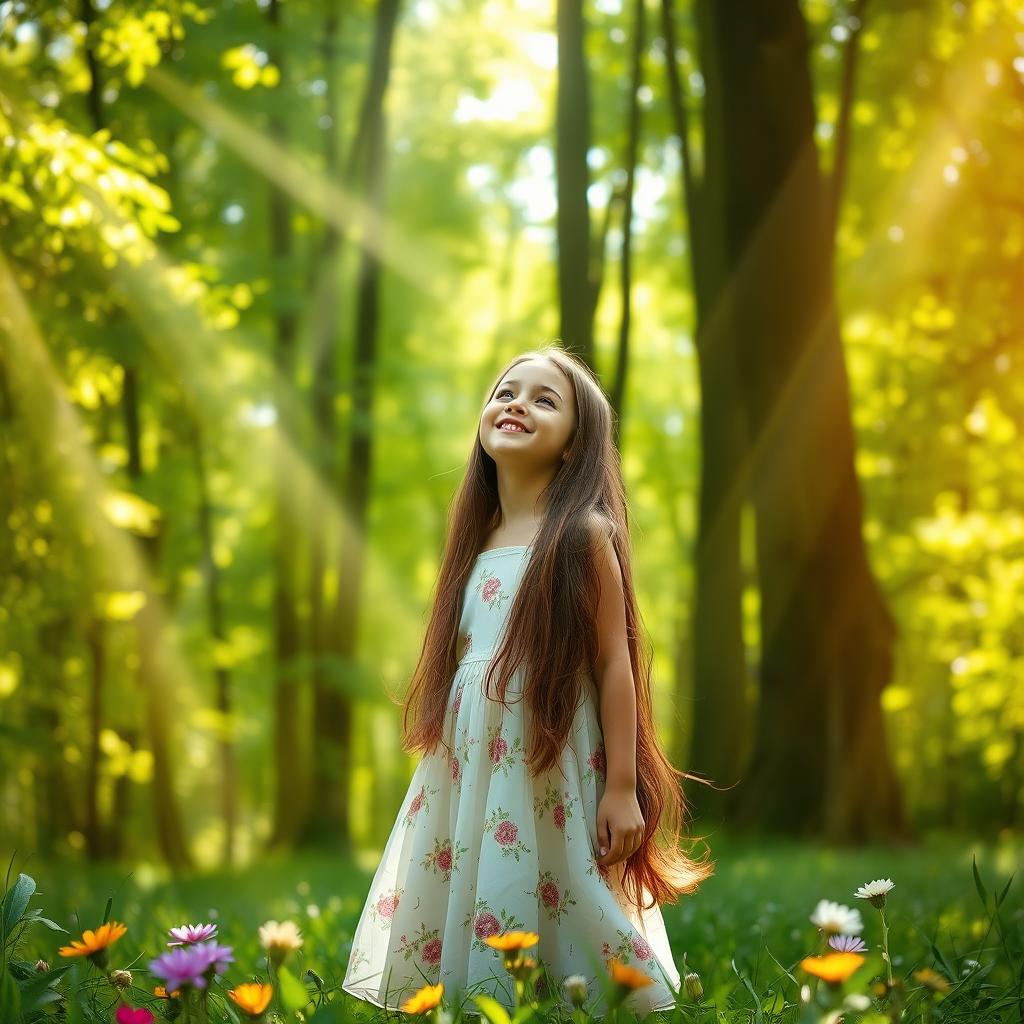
[498,378,563,402]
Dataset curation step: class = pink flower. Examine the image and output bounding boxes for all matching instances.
[553,804,566,831]
[451,758,461,783]
[453,686,463,714]
[494,820,518,846]
[540,881,560,908]
[408,791,424,815]
[631,934,653,961]
[422,938,442,964]
[375,893,399,919]
[116,1010,155,1024]
[475,913,501,939]
[589,747,606,776]
[481,578,501,603]
[489,736,508,763]
[437,846,453,872]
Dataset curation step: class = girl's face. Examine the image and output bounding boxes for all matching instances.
[479,357,578,471]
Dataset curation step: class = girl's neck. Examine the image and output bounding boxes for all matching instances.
[490,463,553,547]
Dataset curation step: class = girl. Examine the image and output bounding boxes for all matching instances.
[342,347,714,1018]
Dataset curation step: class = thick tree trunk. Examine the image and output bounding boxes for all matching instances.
[702,0,905,840]
[306,0,401,847]
[266,0,308,850]
[662,0,749,817]
[556,0,594,368]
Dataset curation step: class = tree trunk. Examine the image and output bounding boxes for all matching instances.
[266,0,308,850]
[662,0,749,819]
[701,0,906,840]
[306,0,401,847]
[556,0,594,368]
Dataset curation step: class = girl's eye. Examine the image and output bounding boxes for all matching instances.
[495,388,555,408]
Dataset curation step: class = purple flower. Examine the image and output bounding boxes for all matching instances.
[829,933,868,953]
[150,940,235,991]
[168,922,219,947]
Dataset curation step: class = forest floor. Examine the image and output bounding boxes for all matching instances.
[5,829,1021,1022]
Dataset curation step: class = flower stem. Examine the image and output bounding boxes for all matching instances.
[879,906,894,986]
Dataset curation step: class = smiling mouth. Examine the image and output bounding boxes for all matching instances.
[496,423,528,433]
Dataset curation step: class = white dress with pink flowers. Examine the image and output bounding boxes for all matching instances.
[341,545,682,1018]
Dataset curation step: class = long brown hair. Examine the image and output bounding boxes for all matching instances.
[399,345,714,915]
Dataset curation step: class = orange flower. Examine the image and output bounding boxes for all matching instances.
[58,921,127,961]
[229,982,274,1016]
[799,952,864,984]
[399,982,444,1014]
[608,958,654,989]
[484,931,540,952]
[153,986,181,999]
[913,967,950,993]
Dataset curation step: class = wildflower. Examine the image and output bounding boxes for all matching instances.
[853,878,895,909]
[483,930,540,952]
[608,958,654,989]
[563,974,588,1007]
[684,970,704,1002]
[110,968,133,990]
[115,1009,154,1024]
[809,899,863,936]
[799,952,864,984]
[258,919,304,964]
[153,985,181,999]
[34,960,49,973]
[913,967,950,993]
[828,934,868,953]
[961,959,981,975]
[168,922,218,946]
[149,940,235,991]
[58,921,128,969]
[228,982,274,1017]
[843,993,872,1011]
[400,981,445,1013]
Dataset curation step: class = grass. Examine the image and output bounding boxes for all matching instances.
[3,828,1021,1022]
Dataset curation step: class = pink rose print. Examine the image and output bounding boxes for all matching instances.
[588,745,607,779]
[451,758,461,784]
[475,913,501,940]
[553,803,566,831]
[422,837,467,882]
[631,934,653,961]
[462,900,526,953]
[403,783,438,826]
[533,869,577,923]
[482,578,500,602]
[540,880,560,909]
[422,938,442,965]
[534,779,577,836]
[495,820,518,845]
[397,923,443,980]
[475,569,511,610]
[369,887,402,926]
[489,735,508,763]
[453,684,464,715]
[483,806,531,860]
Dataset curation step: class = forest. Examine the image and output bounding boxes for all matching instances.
[0,1,1021,1023]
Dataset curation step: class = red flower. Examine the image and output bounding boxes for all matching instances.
[409,791,424,815]
[631,935,653,961]
[437,846,453,872]
[589,747,606,775]
[552,804,566,831]
[375,893,399,919]
[494,820,518,846]
[422,938,442,965]
[475,913,501,939]
[482,578,501,603]
[540,881,560,908]
[602,942,612,957]
[489,736,509,763]
[451,758,461,783]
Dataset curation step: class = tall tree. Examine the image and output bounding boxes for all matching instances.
[555,0,595,368]
[698,0,904,839]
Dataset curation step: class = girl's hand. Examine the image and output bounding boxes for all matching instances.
[596,784,645,867]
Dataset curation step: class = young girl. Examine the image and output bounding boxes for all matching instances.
[342,347,714,1017]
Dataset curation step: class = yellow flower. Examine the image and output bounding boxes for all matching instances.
[484,931,540,952]
[799,952,864,984]
[608,958,655,989]
[258,919,303,963]
[913,967,950,993]
[154,985,181,999]
[400,982,444,1013]
[58,921,128,962]
[229,982,274,1016]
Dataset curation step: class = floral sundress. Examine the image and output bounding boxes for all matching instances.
[341,545,682,1018]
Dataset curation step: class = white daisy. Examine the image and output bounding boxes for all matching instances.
[810,899,864,935]
[854,878,895,908]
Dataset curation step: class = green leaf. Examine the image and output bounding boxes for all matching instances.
[971,854,989,909]
[730,958,764,1024]
[308,1006,348,1024]
[472,994,511,1024]
[996,872,1015,907]
[2,874,36,938]
[0,967,24,1023]
[277,964,309,1013]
